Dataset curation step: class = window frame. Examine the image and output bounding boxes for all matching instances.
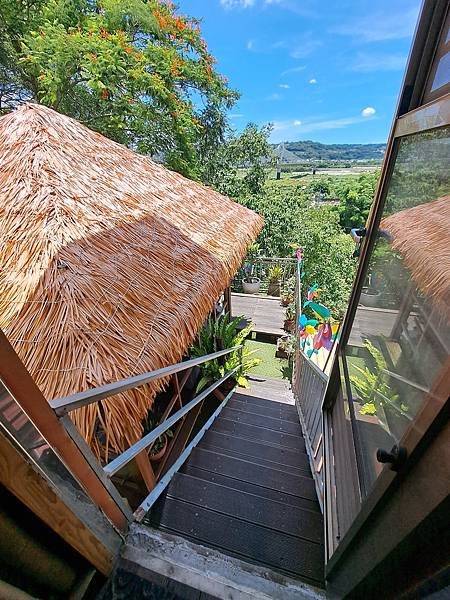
[324,0,450,575]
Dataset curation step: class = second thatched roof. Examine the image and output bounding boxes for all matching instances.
[381,195,450,317]
[0,103,263,456]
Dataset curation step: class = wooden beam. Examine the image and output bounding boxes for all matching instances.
[156,401,204,479]
[135,451,156,492]
[0,432,120,575]
[0,329,130,531]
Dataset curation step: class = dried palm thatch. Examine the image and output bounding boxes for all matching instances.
[0,103,263,457]
[381,195,450,317]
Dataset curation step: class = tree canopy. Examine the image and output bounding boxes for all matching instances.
[0,0,238,176]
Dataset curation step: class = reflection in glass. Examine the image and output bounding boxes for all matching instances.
[345,127,450,493]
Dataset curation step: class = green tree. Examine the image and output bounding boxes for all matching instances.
[0,0,238,177]
[333,172,379,230]
[201,122,274,198]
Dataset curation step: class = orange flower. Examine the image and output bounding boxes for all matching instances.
[175,17,185,31]
[88,52,98,61]
[100,28,110,39]
[124,46,133,54]
[100,88,109,100]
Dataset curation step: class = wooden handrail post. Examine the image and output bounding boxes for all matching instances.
[135,451,156,492]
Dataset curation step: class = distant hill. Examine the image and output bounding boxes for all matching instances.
[274,140,386,162]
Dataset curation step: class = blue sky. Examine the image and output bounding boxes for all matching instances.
[181,0,421,144]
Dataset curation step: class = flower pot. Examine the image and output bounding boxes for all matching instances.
[275,348,289,359]
[284,319,295,333]
[268,281,281,297]
[242,278,261,294]
[149,434,168,463]
[360,289,381,308]
[281,296,292,307]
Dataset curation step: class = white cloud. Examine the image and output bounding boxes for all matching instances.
[361,106,376,117]
[220,0,255,8]
[279,83,290,89]
[309,78,317,84]
[266,92,283,101]
[351,53,407,72]
[332,5,420,42]
[290,34,322,59]
[270,112,378,142]
[280,65,306,76]
[246,39,254,50]
[230,113,244,119]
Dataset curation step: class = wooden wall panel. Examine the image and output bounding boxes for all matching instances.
[0,432,120,575]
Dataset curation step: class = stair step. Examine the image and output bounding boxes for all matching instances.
[221,406,303,436]
[182,465,320,513]
[185,447,317,500]
[212,418,305,452]
[166,473,323,543]
[202,429,309,469]
[228,398,299,422]
[233,393,296,413]
[148,497,324,585]
[201,440,311,477]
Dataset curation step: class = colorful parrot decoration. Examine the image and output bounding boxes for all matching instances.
[298,283,339,357]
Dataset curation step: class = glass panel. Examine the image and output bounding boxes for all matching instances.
[423,8,450,101]
[344,126,450,494]
[430,50,450,92]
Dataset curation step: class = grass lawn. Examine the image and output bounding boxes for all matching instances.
[246,339,291,380]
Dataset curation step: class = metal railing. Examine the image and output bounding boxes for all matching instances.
[292,255,328,511]
[293,348,328,512]
[50,345,243,522]
[231,256,296,295]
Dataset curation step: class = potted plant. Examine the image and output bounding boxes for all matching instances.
[281,275,295,306]
[242,243,261,294]
[276,334,295,359]
[190,314,261,391]
[360,272,381,308]
[142,410,173,463]
[267,265,283,297]
[349,341,409,435]
[284,303,296,333]
[149,429,173,463]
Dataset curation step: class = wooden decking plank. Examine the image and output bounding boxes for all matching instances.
[186,448,317,500]
[212,418,306,452]
[201,441,311,478]
[202,430,310,469]
[232,394,297,416]
[228,398,299,422]
[221,406,303,436]
[166,473,323,543]
[181,465,321,513]
[149,497,324,584]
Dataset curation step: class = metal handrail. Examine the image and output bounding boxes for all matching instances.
[49,346,243,416]
[104,365,240,477]
[298,348,329,382]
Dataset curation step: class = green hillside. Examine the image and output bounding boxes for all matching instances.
[276,140,386,162]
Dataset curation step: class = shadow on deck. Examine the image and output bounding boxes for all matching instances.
[231,293,285,339]
[107,377,325,599]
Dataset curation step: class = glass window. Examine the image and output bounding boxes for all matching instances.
[344,126,450,494]
[423,8,450,101]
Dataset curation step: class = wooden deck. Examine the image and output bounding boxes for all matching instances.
[146,377,324,588]
[231,292,285,337]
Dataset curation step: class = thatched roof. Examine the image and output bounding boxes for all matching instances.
[0,103,262,455]
[381,195,450,317]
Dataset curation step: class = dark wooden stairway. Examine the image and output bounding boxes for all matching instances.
[146,378,324,588]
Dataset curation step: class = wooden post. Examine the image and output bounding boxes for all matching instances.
[135,451,156,491]
[0,329,130,531]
